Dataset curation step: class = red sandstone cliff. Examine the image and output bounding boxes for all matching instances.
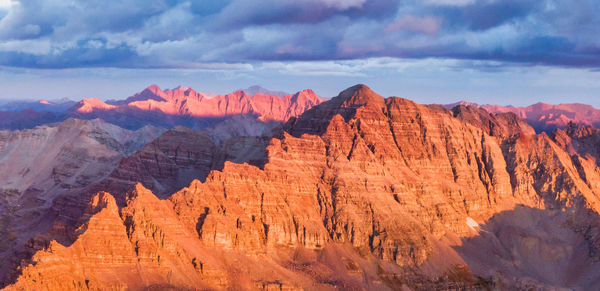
[6,85,600,290]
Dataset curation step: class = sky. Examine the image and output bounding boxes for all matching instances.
[0,0,598,106]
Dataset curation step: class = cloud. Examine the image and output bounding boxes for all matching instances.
[385,15,441,34]
[0,0,596,70]
[424,0,476,7]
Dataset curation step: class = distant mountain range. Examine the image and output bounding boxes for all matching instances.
[444,101,600,132]
[2,87,597,135]
[0,85,322,132]
[0,98,77,112]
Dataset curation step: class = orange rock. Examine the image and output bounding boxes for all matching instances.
[8,84,600,289]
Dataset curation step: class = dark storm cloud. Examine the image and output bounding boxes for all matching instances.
[212,0,399,28]
[0,0,598,69]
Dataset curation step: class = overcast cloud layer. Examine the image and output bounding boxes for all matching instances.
[0,0,598,69]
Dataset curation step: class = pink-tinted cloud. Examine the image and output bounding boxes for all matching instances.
[385,15,441,35]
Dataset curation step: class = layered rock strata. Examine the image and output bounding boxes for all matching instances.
[6,85,600,290]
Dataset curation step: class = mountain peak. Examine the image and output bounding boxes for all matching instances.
[86,192,119,216]
[242,85,288,97]
[173,85,191,91]
[125,182,158,203]
[443,100,479,109]
[145,84,162,94]
[72,98,116,113]
[107,85,166,105]
[290,88,321,103]
[336,84,385,109]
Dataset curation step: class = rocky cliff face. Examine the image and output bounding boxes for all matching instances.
[0,118,165,284]
[0,118,164,210]
[101,126,218,199]
[68,85,323,131]
[6,85,600,290]
[446,101,600,133]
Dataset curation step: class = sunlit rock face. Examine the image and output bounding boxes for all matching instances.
[5,85,600,290]
[0,85,323,134]
[0,118,166,285]
[446,101,600,133]
[67,85,323,131]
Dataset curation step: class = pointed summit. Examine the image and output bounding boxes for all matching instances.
[289,88,321,104]
[107,84,167,105]
[336,84,385,109]
[70,97,116,113]
[283,84,388,137]
[83,192,119,218]
[145,84,162,94]
[125,182,157,202]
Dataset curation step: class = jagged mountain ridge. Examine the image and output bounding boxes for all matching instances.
[6,85,600,289]
[0,121,278,286]
[0,85,322,132]
[240,85,288,97]
[445,100,600,133]
[67,85,322,130]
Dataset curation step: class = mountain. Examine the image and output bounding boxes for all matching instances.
[70,85,322,121]
[105,84,207,106]
[6,85,600,289]
[0,118,165,209]
[445,101,600,132]
[0,99,77,130]
[0,118,165,282]
[0,109,65,130]
[70,98,117,113]
[241,85,288,97]
[66,85,321,132]
[99,126,270,200]
[0,85,322,132]
[100,126,219,198]
[449,104,536,137]
[441,100,478,109]
[0,98,76,113]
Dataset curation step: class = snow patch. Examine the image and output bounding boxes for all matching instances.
[466,217,480,231]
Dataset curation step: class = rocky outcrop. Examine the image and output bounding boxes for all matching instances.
[102,126,218,199]
[7,85,600,289]
[450,104,535,138]
[7,189,230,290]
[100,125,272,202]
[447,101,600,133]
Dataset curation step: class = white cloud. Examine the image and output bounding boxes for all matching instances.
[0,0,13,10]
